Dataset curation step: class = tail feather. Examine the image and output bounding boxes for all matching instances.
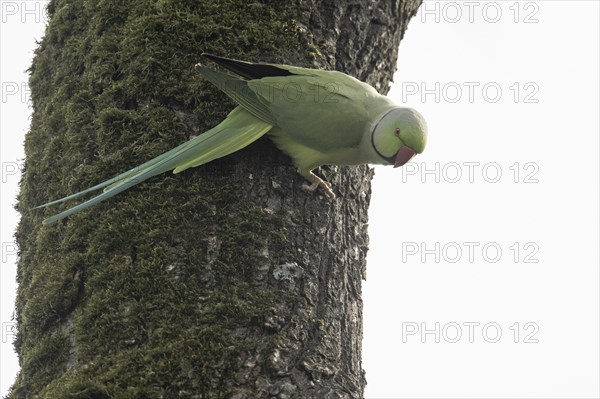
[34,141,190,209]
[38,107,272,224]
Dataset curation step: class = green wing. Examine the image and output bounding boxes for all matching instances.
[201,54,391,152]
[248,72,389,152]
[200,53,395,170]
[37,107,271,224]
[200,53,393,152]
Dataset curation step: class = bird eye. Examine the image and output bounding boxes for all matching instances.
[394,127,401,137]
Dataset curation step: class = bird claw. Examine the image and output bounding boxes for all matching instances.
[302,175,335,200]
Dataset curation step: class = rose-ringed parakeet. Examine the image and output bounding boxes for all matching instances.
[36,54,427,224]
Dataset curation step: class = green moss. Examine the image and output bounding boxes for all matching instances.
[10,334,70,398]
[12,0,315,397]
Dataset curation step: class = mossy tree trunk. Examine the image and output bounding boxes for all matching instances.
[11,0,421,397]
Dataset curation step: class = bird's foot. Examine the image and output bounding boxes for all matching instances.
[301,171,335,200]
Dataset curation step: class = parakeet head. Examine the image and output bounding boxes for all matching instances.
[371,107,427,167]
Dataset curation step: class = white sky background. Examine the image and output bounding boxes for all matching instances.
[1,1,598,398]
[364,1,599,398]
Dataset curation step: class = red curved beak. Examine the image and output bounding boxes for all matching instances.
[393,145,416,168]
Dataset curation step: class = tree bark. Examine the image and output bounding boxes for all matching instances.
[10,0,421,397]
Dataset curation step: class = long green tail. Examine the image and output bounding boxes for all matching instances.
[36,106,272,224]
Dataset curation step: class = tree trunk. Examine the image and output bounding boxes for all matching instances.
[10,0,421,397]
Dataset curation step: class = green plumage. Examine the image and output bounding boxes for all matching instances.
[37,54,428,224]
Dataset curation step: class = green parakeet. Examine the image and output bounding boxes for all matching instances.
[36,54,427,224]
